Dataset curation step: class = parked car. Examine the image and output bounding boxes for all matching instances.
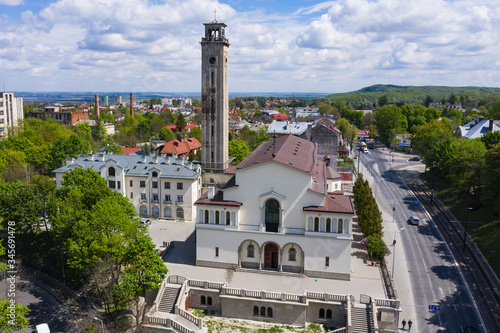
[140,219,152,226]
[408,216,420,225]
[408,156,421,161]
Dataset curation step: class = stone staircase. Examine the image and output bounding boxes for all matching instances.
[158,285,181,313]
[351,305,375,333]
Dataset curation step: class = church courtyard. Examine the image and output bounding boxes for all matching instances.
[148,219,387,303]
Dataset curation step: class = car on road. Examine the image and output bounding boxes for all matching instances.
[408,216,420,225]
[408,156,421,161]
[140,218,152,226]
[362,147,369,154]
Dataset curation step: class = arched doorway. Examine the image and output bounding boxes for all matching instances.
[265,199,280,233]
[264,243,279,270]
[152,206,159,218]
[139,206,147,217]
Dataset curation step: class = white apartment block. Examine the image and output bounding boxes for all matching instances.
[0,92,23,139]
[53,153,202,221]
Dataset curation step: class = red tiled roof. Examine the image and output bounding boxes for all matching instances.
[325,165,342,180]
[303,194,355,214]
[272,113,288,120]
[122,147,141,155]
[158,137,201,155]
[165,125,177,131]
[185,123,198,131]
[236,135,317,175]
[195,188,242,207]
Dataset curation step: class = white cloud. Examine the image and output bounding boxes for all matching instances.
[0,0,23,6]
[0,0,499,93]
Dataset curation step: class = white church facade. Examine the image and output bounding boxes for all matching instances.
[195,135,355,280]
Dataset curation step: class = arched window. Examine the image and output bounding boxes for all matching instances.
[319,308,325,318]
[139,206,147,217]
[164,207,172,218]
[108,167,115,176]
[320,217,325,232]
[253,306,259,316]
[205,210,209,223]
[267,307,273,317]
[176,208,184,219]
[326,218,331,232]
[231,212,236,224]
[265,199,280,233]
[152,171,158,177]
[215,211,220,224]
[289,248,296,261]
[326,309,332,319]
[201,296,206,305]
[226,211,231,225]
[247,244,254,258]
[207,297,212,306]
[314,217,319,232]
[260,306,266,316]
[338,219,343,233]
[152,206,159,218]
[308,217,313,231]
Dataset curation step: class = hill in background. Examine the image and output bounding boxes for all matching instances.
[327,84,500,108]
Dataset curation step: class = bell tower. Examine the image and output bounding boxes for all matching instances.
[200,21,229,175]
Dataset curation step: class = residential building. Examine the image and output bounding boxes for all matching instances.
[156,137,201,157]
[267,121,341,156]
[0,92,23,139]
[74,119,115,135]
[195,135,354,280]
[53,154,202,221]
[28,103,88,126]
[457,118,500,139]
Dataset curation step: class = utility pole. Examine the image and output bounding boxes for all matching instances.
[462,207,473,251]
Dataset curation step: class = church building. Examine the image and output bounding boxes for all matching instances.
[195,135,355,280]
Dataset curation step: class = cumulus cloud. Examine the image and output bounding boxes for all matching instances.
[0,0,499,92]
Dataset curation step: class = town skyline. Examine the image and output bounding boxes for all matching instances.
[1,0,499,93]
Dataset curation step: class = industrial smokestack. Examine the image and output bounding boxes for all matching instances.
[95,94,100,119]
[130,93,134,118]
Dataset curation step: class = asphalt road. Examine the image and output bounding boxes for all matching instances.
[358,148,483,333]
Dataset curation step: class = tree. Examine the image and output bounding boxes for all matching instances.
[424,95,433,107]
[159,127,175,141]
[482,142,500,213]
[228,140,250,165]
[412,120,453,170]
[176,113,187,133]
[336,118,350,143]
[377,95,388,107]
[480,131,500,149]
[374,105,406,144]
[318,103,333,115]
[120,231,168,329]
[50,134,91,170]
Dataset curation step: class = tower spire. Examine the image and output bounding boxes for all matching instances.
[213,8,217,22]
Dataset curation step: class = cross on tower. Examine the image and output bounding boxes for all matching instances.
[213,8,217,22]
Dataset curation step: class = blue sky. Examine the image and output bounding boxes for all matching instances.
[0,0,499,93]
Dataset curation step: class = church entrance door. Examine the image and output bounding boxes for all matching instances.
[264,243,279,269]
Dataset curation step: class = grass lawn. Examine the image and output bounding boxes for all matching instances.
[420,172,500,277]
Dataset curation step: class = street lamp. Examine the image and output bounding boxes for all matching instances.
[430,170,437,204]
[57,246,65,284]
[392,227,405,279]
[94,317,104,333]
[462,207,473,251]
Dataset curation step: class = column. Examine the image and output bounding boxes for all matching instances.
[258,249,262,270]
[279,249,283,272]
[301,251,305,274]
[237,245,241,268]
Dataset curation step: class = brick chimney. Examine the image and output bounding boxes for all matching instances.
[95,94,100,119]
[489,119,494,132]
[130,93,134,118]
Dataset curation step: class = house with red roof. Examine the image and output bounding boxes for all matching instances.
[156,137,201,157]
[272,113,289,120]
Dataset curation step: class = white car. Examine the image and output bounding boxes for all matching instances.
[409,216,420,225]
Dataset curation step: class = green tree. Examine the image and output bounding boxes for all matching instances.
[374,105,406,144]
[176,113,187,133]
[228,140,250,165]
[480,131,500,149]
[377,95,389,107]
[50,134,91,170]
[187,127,202,142]
[159,127,176,142]
[412,120,453,170]
[482,142,500,212]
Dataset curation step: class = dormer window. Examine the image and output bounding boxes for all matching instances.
[108,167,115,177]
[152,171,158,178]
